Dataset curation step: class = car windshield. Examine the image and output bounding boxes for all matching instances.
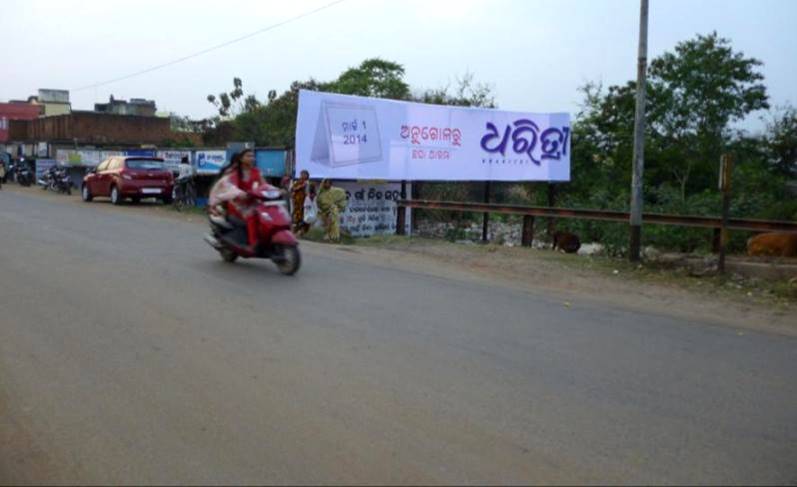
[126,159,164,170]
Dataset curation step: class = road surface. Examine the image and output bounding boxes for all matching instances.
[1,189,795,485]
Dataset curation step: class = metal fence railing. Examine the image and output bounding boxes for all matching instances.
[396,199,797,247]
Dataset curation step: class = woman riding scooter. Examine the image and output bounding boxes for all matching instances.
[208,149,268,252]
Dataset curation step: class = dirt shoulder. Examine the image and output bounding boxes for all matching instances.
[6,184,795,336]
[347,236,796,336]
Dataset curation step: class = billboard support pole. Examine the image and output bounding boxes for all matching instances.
[396,180,407,236]
[482,181,491,243]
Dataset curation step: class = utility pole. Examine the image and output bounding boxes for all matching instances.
[629,0,649,262]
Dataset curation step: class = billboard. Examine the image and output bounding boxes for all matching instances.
[337,181,411,237]
[295,90,570,182]
[195,150,227,175]
[157,150,192,172]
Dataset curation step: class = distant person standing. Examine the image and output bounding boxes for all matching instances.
[176,156,195,192]
[290,170,311,234]
[317,179,347,243]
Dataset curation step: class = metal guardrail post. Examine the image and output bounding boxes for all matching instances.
[482,181,491,243]
[521,215,535,247]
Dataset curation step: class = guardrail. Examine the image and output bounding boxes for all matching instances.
[396,199,797,246]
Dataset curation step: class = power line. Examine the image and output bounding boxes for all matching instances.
[71,0,348,92]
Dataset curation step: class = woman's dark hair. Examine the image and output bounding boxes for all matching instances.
[230,149,254,185]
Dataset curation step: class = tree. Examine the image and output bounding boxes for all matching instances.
[414,72,496,108]
[764,105,797,177]
[169,112,203,133]
[331,58,410,100]
[207,77,259,119]
[202,59,498,148]
[573,32,769,202]
[647,32,769,199]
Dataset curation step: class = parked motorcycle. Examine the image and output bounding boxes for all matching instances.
[203,186,301,275]
[37,167,52,190]
[12,159,33,187]
[38,166,72,194]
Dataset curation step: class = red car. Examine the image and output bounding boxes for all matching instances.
[81,156,174,205]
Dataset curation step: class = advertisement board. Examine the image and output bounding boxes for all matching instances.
[336,181,411,237]
[195,150,227,175]
[56,149,122,166]
[157,150,192,172]
[296,90,570,182]
[35,159,57,179]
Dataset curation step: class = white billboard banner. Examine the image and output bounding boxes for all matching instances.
[295,90,570,182]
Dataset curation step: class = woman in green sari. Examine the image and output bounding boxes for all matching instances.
[316,179,347,242]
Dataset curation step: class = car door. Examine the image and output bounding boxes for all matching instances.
[90,160,110,195]
[105,158,122,195]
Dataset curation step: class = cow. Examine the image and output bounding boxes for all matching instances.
[746,232,797,258]
[552,231,581,254]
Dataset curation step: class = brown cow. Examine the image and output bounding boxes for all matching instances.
[746,232,797,257]
[553,231,581,254]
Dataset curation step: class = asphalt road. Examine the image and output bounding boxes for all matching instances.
[1,189,796,485]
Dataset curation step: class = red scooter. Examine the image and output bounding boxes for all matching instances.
[204,186,301,275]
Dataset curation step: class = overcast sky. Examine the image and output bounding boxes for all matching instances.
[3,0,795,133]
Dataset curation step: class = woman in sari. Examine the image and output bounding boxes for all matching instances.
[290,170,310,234]
[316,179,348,242]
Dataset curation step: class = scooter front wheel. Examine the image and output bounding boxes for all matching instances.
[274,245,301,275]
[219,247,238,263]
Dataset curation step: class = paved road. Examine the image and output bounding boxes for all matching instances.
[1,189,796,485]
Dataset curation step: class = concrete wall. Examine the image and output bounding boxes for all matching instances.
[14,112,201,146]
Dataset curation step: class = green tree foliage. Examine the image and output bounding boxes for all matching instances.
[558,33,792,253]
[764,105,797,177]
[332,58,410,100]
[647,32,769,198]
[205,59,493,148]
[414,72,496,108]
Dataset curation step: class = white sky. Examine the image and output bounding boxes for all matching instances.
[3,0,796,132]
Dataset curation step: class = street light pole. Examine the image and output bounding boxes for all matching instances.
[629,0,649,262]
